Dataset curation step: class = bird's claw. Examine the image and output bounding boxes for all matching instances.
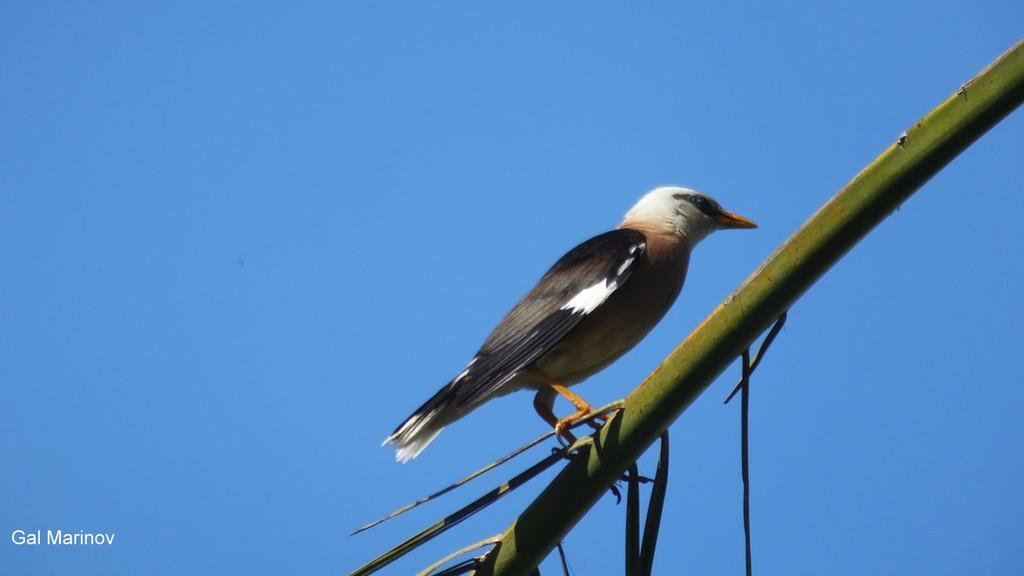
[553,421,579,447]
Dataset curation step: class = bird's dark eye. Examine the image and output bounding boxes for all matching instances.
[674,192,717,216]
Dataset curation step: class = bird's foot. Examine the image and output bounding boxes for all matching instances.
[553,406,593,447]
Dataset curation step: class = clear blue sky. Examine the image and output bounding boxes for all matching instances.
[2,2,1022,575]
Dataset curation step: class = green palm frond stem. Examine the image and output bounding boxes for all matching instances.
[476,39,1024,576]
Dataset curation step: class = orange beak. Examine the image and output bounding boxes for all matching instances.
[715,209,758,229]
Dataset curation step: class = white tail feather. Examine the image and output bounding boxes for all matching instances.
[384,407,447,463]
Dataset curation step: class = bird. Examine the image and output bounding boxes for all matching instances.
[385,186,756,462]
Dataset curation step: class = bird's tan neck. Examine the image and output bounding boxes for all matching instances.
[623,226,691,312]
[621,225,691,260]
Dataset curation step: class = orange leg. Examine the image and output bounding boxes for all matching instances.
[530,369,598,445]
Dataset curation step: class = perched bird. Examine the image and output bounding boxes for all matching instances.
[386,186,756,462]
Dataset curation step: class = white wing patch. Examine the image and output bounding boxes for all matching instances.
[561,280,617,314]
[616,255,636,276]
[560,247,641,315]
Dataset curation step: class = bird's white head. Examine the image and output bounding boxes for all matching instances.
[619,186,757,245]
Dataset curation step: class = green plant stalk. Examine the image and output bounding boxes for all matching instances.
[476,39,1024,576]
[640,433,669,575]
